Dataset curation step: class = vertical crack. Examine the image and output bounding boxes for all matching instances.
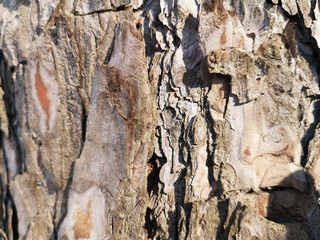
[301,98,320,167]
[78,100,87,157]
[0,50,25,174]
[145,153,163,238]
[8,192,19,240]
[0,51,21,239]
[147,153,161,197]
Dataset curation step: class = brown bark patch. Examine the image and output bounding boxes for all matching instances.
[282,22,298,58]
[35,63,51,117]
[73,201,93,239]
[220,31,227,45]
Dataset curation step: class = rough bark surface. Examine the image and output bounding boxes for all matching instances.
[1,0,320,239]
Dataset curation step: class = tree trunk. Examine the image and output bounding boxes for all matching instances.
[1,0,320,239]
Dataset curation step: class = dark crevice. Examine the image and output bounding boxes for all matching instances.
[183,202,192,240]
[52,216,58,239]
[306,94,320,100]
[294,15,320,75]
[114,4,128,11]
[145,207,158,239]
[222,75,231,118]
[301,99,320,167]
[147,154,161,197]
[104,25,117,65]
[310,0,317,21]
[7,190,19,240]
[37,146,56,195]
[0,50,23,239]
[204,96,216,193]
[260,185,293,192]
[216,199,229,239]
[35,0,42,37]
[216,162,227,195]
[0,50,25,174]
[167,207,177,239]
[78,100,87,158]
[50,192,59,240]
[74,5,130,16]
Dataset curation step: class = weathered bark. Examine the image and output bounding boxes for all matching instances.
[1,0,320,239]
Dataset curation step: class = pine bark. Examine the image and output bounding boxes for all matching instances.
[1,0,320,239]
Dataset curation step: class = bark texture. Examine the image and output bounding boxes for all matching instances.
[1,0,320,239]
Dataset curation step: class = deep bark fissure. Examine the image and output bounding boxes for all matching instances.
[78,101,87,158]
[301,99,320,167]
[0,51,25,175]
[73,5,131,16]
[7,191,18,240]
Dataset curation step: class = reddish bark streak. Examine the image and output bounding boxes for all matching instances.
[35,63,51,117]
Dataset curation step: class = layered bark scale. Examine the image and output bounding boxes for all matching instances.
[1,0,320,239]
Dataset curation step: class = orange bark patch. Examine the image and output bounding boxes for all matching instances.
[35,63,51,117]
[244,147,251,156]
[73,201,93,239]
